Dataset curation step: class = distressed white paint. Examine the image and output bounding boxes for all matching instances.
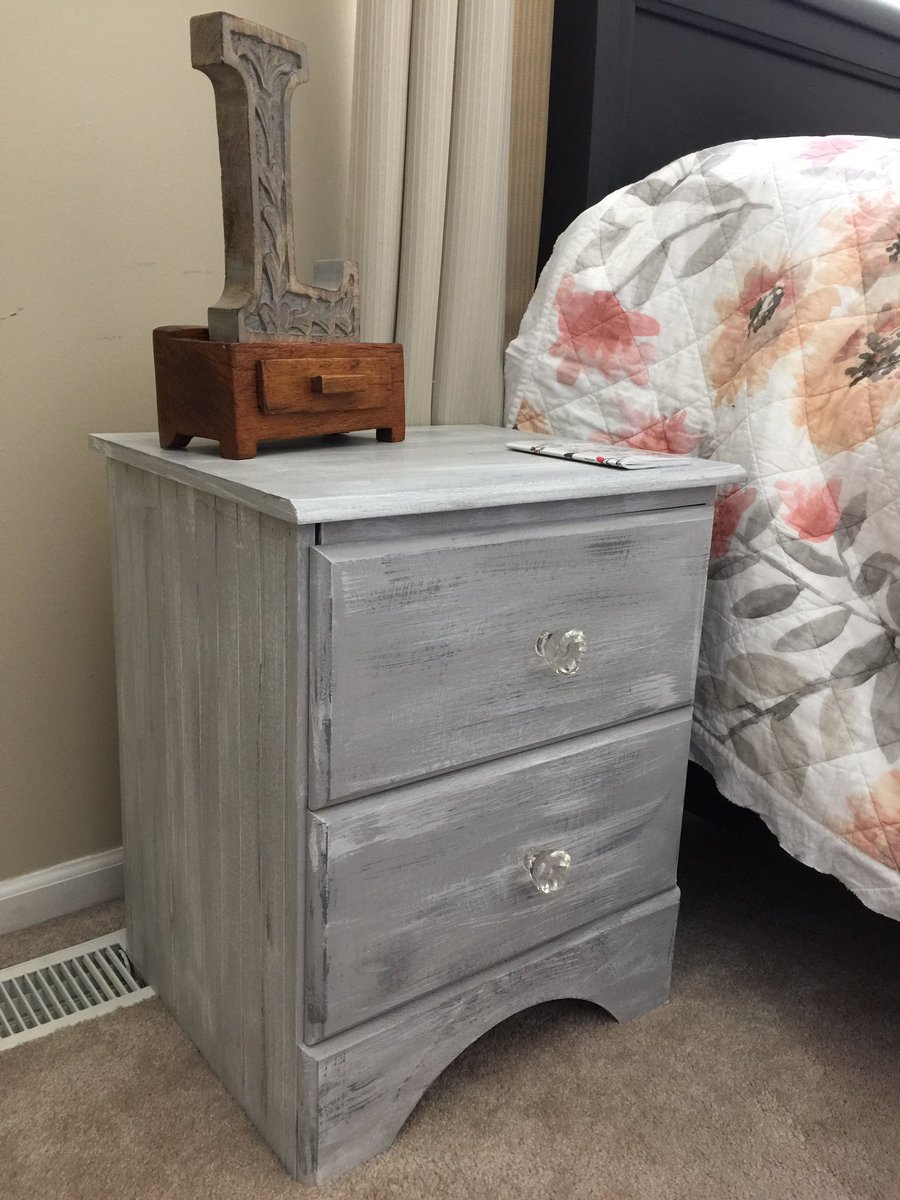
[300,890,679,1183]
[309,507,712,804]
[107,461,307,1172]
[306,711,690,1041]
[96,426,742,1184]
[91,426,743,526]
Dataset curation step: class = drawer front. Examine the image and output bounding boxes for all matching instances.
[305,708,691,1042]
[257,354,393,416]
[309,506,711,805]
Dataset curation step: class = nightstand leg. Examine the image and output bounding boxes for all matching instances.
[295,889,678,1184]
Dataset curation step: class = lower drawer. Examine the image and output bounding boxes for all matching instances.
[304,708,691,1042]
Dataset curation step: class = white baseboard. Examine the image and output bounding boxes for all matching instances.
[0,848,124,936]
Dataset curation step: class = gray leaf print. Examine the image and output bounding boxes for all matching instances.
[833,492,867,551]
[726,652,808,697]
[572,242,606,272]
[772,713,810,768]
[730,730,767,774]
[622,245,670,307]
[781,539,845,576]
[852,552,899,597]
[709,552,759,582]
[741,502,774,545]
[696,674,751,712]
[733,583,801,619]
[885,580,900,634]
[716,678,754,710]
[625,174,677,206]
[694,146,736,173]
[871,663,900,750]
[680,210,767,278]
[694,674,718,712]
[771,695,801,721]
[774,609,850,652]
[831,633,895,687]
[819,692,855,757]
[678,183,771,277]
[573,217,631,270]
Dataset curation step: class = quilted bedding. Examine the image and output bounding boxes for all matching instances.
[506,136,900,918]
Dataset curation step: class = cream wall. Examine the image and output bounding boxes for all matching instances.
[0,1,357,881]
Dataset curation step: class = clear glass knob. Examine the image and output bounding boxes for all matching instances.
[535,629,586,676]
[524,848,572,894]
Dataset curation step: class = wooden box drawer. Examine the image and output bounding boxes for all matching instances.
[257,353,394,416]
[305,708,691,1042]
[309,506,711,805]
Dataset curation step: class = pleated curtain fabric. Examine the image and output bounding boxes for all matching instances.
[348,0,413,348]
[506,0,554,350]
[349,0,551,427]
[396,0,460,422]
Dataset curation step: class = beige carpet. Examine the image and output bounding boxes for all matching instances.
[1,815,897,1200]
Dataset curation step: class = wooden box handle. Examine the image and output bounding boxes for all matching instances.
[310,373,372,394]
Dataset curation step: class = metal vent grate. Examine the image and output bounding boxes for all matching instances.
[0,929,154,1050]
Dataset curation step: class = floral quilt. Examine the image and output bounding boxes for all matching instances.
[506,136,900,918]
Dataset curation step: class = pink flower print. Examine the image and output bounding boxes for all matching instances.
[513,398,551,434]
[801,136,859,166]
[776,479,842,542]
[711,485,758,559]
[603,403,701,454]
[549,274,660,386]
[840,770,900,870]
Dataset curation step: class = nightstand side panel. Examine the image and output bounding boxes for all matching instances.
[106,459,308,1174]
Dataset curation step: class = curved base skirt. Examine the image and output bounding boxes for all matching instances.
[296,888,679,1184]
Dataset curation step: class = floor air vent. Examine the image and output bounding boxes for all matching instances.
[0,930,154,1050]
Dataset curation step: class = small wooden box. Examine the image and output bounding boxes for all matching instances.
[153,326,405,460]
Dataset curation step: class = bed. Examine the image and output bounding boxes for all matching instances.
[506,133,900,918]
[516,0,900,917]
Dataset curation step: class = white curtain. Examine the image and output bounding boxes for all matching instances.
[348,0,552,426]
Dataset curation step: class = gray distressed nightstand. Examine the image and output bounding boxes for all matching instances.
[92,425,742,1183]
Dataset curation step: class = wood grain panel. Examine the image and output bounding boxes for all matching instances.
[306,709,690,1041]
[257,355,389,414]
[194,489,224,1054]
[127,467,171,999]
[105,461,308,1173]
[159,479,195,1033]
[92,426,742,526]
[96,425,727,1184]
[212,493,244,1099]
[310,506,712,804]
[317,484,713,544]
[108,463,154,976]
[298,889,679,1184]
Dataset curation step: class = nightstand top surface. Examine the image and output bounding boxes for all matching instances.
[91,425,744,525]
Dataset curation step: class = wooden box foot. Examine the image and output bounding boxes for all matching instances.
[153,326,405,460]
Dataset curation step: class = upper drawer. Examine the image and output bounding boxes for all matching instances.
[305,708,691,1042]
[309,506,711,806]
